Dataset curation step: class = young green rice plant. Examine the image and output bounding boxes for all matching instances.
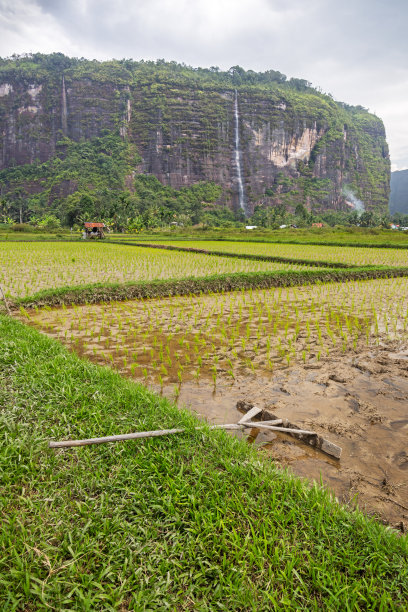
[27,276,408,394]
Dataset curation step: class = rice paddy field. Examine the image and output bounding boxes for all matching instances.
[104,227,408,247]
[144,239,408,267]
[25,277,408,389]
[2,315,407,609]
[2,237,408,608]
[24,275,408,528]
[0,241,321,299]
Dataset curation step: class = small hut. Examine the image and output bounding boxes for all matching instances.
[83,222,105,239]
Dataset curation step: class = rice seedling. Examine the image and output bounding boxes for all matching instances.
[0,241,322,298]
[26,277,408,399]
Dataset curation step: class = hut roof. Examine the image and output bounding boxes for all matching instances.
[84,222,105,228]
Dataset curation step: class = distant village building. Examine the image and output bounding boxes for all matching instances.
[83,222,105,239]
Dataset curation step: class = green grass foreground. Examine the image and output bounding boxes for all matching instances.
[0,316,407,609]
[13,266,408,309]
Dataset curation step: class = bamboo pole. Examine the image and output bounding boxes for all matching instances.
[49,423,244,449]
[0,284,10,315]
[48,419,318,450]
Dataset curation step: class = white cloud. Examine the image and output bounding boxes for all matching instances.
[0,1,77,56]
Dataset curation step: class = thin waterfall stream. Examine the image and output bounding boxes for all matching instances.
[233,89,247,215]
[61,76,68,135]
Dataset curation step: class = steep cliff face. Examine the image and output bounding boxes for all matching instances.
[0,76,127,168]
[0,56,390,215]
[126,85,389,213]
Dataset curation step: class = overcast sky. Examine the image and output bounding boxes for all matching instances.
[1,0,407,169]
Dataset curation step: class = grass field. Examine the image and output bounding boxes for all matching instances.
[0,242,321,298]
[1,315,407,610]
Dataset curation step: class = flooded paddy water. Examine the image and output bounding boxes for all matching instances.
[24,277,408,530]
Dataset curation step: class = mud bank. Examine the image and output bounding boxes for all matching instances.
[166,342,408,531]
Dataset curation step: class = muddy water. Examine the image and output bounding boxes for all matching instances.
[151,348,408,531]
[24,282,408,530]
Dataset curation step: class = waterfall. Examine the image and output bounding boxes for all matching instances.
[120,88,132,139]
[233,89,246,215]
[61,76,68,135]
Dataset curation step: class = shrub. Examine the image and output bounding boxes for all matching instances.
[11,223,35,232]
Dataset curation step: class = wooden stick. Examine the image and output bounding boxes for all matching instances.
[243,419,283,427]
[242,423,316,435]
[49,423,244,449]
[237,401,342,460]
[0,284,10,315]
[238,406,262,424]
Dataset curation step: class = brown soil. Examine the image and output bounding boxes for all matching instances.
[241,345,408,532]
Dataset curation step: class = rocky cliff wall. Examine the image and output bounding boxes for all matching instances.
[0,61,390,214]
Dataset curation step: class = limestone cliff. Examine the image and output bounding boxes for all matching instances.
[0,55,390,215]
